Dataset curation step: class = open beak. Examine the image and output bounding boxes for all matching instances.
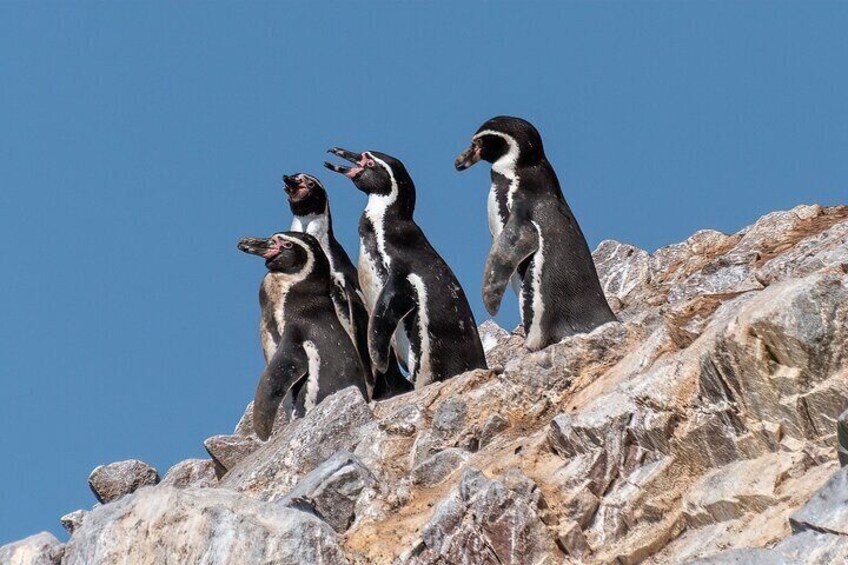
[455,144,482,171]
[282,175,309,202]
[324,147,365,179]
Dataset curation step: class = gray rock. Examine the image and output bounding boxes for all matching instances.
[432,397,467,439]
[789,466,848,535]
[478,319,510,353]
[60,509,87,534]
[479,413,509,447]
[411,448,469,487]
[412,468,559,564]
[222,387,374,500]
[160,458,218,488]
[691,531,848,564]
[61,485,348,565]
[280,450,375,533]
[593,239,651,311]
[87,459,159,504]
[233,400,289,437]
[203,434,261,476]
[0,532,64,565]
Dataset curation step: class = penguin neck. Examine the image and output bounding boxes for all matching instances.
[290,206,336,271]
[365,187,414,223]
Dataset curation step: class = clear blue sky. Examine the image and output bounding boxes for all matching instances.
[1,3,846,544]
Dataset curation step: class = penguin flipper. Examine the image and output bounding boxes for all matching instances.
[483,217,539,316]
[369,274,415,374]
[253,337,308,441]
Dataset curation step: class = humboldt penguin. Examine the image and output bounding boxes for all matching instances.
[455,116,617,350]
[283,173,412,399]
[238,231,368,439]
[325,148,487,387]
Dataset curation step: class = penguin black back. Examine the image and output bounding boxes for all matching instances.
[457,116,617,350]
[325,148,487,386]
[283,173,412,399]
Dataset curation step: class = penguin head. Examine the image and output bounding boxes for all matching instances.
[455,116,545,171]
[282,173,328,216]
[324,147,416,214]
[237,231,330,281]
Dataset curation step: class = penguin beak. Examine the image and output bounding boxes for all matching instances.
[282,175,309,202]
[324,147,365,179]
[238,237,279,259]
[455,144,482,171]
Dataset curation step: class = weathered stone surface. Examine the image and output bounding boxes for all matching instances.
[410,468,560,564]
[221,386,374,500]
[60,509,87,534]
[691,531,848,564]
[280,450,375,533]
[160,458,218,488]
[87,459,159,504]
[8,205,848,564]
[203,434,261,476]
[233,399,289,437]
[0,532,63,565]
[411,447,470,487]
[478,319,510,354]
[789,466,848,535]
[62,485,348,565]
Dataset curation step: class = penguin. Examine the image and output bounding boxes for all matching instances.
[283,173,412,399]
[237,231,368,440]
[455,116,617,350]
[324,148,487,387]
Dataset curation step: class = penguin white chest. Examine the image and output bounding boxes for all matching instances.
[260,274,295,361]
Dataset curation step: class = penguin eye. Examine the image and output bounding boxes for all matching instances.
[474,138,483,147]
[306,180,315,188]
[366,160,375,168]
[281,241,293,249]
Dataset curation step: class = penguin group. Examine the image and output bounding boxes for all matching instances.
[238,116,617,440]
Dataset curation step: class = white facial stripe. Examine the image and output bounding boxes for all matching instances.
[524,221,545,350]
[364,154,398,272]
[283,235,315,279]
[407,273,431,386]
[302,340,321,411]
[477,130,521,210]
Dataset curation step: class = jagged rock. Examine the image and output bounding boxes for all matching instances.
[87,459,159,503]
[222,386,374,500]
[160,458,218,488]
[789,466,848,535]
[411,468,560,564]
[10,205,848,564]
[233,400,289,437]
[60,509,87,534]
[479,413,509,447]
[280,450,375,533]
[683,453,804,528]
[61,485,348,564]
[691,531,848,564]
[204,434,261,477]
[593,239,651,312]
[478,319,510,354]
[0,532,63,565]
[411,448,469,487]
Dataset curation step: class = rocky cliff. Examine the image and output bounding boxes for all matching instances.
[4,204,848,565]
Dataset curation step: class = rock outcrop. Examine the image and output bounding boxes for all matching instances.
[4,203,848,564]
[87,459,160,504]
